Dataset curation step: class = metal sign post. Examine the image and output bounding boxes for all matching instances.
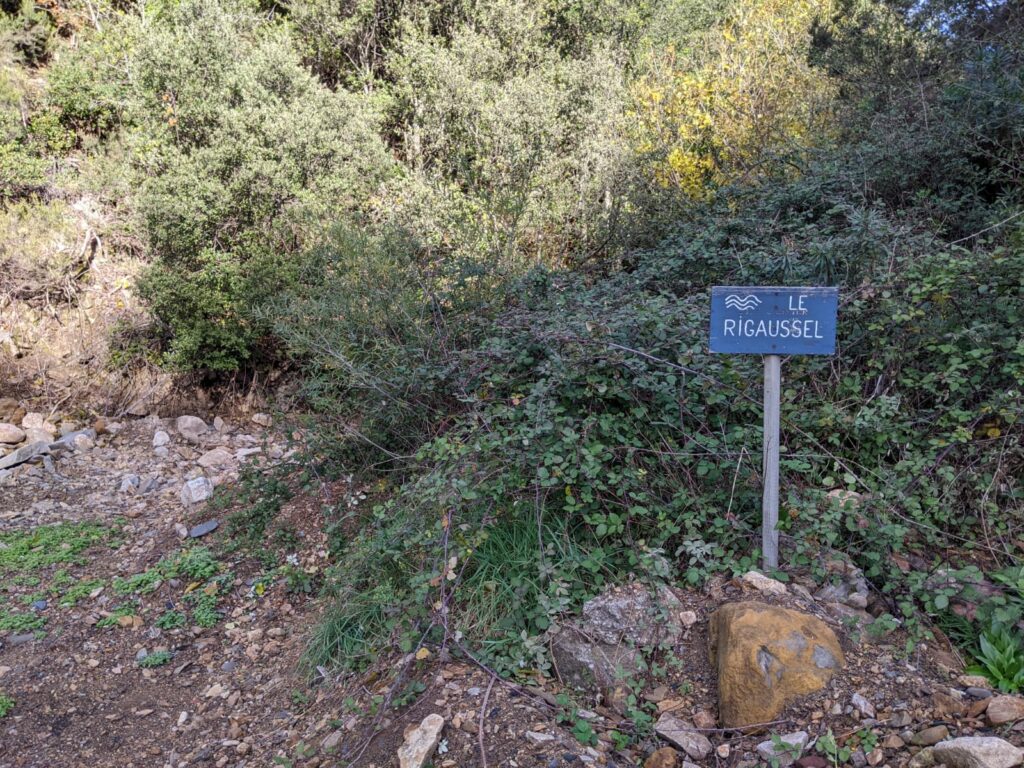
[709,286,838,571]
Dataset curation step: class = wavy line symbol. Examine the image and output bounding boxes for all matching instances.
[724,294,763,311]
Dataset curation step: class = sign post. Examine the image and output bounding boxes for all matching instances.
[709,286,838,570]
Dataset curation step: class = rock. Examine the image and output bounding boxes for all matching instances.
[197,447,233,468]
[176,415,209,443]
[551,583,683,710]
[21,413,54,433]
[756,732,809,768]
[966,687,992,699]
[398,713,445,768]
[654,714,712,760]
[741,571,788,595]
[0,398,25,425]
[526,731,556,744]
[72,433,94,451]
[912,725,950,746]
[0,423,25,444]
[709,601,844,728]
[881,733,905,749]
[866,748,884,766]
[321,730,343,753]
[932,736,1024,768]
[960,674,991,688]
[988,695,1024,725]
[251,413,273,427]
[119,474,140,493]
[692,710,716,729]
[644,748,679,768]
[0,440,50,470]
[851,692,875,718]
[8,633,35,646]
[25,428,55,444]
[153,430,171,448]
[189,520,219,538]
[174,523,189,538]
[180,477,214,505]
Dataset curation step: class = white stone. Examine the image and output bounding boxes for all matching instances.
[933,737,1024,768]
[153,430,171,447]
[24,428,54,444]
[0,423,25,444]
[756,731,809,768]
[213,416,225,432]
[741,570,788,595]
[72,434,94,451]
[197,447,233,468]
[398,713,445,768]
[655,713,713,760]
[21,413,54,433]
[852,692,875,719]
[180,477,214,505]
[175,415,208,442]
[525,731,555,744]
[251,413,272,427]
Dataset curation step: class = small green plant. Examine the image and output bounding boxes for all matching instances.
[187,593,221,628]
[290,689,310,706]
[280,563,315,595]
[0,692,14,718]
[816,729,852,767]
[966,623,1024,693]
[155,610,186,630]
[571,718,598,747]
[391,680,426,709]
[172,547,220,581]
[0,610,45,631]
[768,733,805,768]
[138,650,172,668]
[57,579,104,608]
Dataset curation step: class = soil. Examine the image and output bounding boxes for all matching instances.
[2,412,1022,768]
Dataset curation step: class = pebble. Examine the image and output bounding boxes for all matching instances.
[153,430,170,447]
[189,519,220,538]
[912,725,950,746]
[181,476,215,505]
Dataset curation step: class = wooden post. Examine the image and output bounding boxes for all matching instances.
[762,354,781,570]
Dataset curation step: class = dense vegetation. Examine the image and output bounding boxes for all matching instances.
[2,0,1022,691]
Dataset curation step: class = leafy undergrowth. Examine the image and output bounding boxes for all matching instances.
[0,522,123,636]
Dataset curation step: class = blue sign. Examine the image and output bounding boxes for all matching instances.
[710,286,838,355]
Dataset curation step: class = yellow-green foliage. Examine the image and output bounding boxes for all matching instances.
[631,0,837,196]
[0,199,83,292]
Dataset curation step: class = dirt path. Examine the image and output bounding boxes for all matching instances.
[3,412,1023,768]
[0,414,332,768]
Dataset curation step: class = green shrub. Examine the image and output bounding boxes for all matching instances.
[0,692,13,718]
[131,0,394,371]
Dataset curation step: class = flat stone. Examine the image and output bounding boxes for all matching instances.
[526,731,556,744]
[756,732,809,768]
[0,423,25,444]
[188,520,219,538]
[932,736,1024,768]
[398,713,445,768]
[251,413,272,427]
[988,695,1024,725]
[741,570,788,595]
[8,633,35,646]
[851,692,875,718]
[0,441,50,470]
[654,714,712,760]
[321,730,343,753]
[197,447,233,468]
[180,477,214,505]
[912,725,950,746]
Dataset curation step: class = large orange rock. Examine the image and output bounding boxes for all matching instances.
[709,601,844,728]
